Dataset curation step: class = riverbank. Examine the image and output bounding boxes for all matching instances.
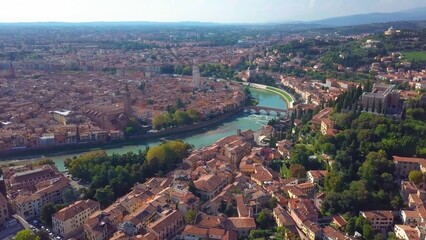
[0,108,242,161]
[0,87,287,170]
[243,82,295,108]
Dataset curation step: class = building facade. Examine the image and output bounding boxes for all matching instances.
[52,199,100,238]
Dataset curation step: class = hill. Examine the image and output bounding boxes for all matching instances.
[312,7,426,26]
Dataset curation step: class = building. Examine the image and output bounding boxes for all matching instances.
[50,110,72,125]
[146,210,185,239]
[0,193,10,227]
[393,156,426,178]
[52,199,100,238]
[273,205,297,234]
[360,211,394,230]
[2,164,61,193]
[192,61,201,89]
[360,83,400,114]
[193,174,228,200]
[13,176,71,220]
[394,224,421,240]
[385,26,399,36]
[307,170,328,184]
[323,226,355,240]
[226,217,256,238]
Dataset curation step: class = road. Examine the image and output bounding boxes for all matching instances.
[0,215,30,240]
[13,214,31,230]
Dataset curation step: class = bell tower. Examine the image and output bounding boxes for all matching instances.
[124,83,132,116]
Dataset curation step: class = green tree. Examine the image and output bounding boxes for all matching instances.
[62,187,80,204]
[95,185,115,208]
[36,230,50,240]
[15,230,40,240]
[345,217,356,235]
[188,181,196,194]
[185,209,197,224]
[255,209,275,229]
[174,111,191,125]
[362,223,374,240]
[152,114,166,130]
[187,109,200,122]
[225,203,236,217]
[40,202,57,227]
[409,170,424,184]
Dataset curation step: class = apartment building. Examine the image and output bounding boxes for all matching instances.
[52,199,100,238]
[3,164,60,192]
[13,176,71,220]
[194,174,228,200]
[393,156,426,178]
[146,210,185,239]
[360,211,394,230]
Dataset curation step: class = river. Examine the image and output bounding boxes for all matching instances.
[4,87,288,171]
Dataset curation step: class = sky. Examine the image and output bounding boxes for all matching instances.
[1,0,425,23]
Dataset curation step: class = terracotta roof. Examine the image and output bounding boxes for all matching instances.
[195,213,225,229]
[394,225,420,240]
[148,210,183,233]
[208,227,226,236]
[323,226,354,240]
[226,217,256,230]
[332,214,347,227]
[393,156,426,163]
[53,199,99,222]
[194,174,226,192]
[182,225,208,236]
[361,210,393,220]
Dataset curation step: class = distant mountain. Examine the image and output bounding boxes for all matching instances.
[312,7,426,26]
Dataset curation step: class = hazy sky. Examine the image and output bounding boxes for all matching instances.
[1,0,425,23]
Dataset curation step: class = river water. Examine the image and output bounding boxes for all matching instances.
[7,88,288,171]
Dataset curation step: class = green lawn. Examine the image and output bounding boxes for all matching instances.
[403,51,426,62]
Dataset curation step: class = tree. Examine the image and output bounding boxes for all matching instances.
[255,209,275,229]
[225,203,236,217]
[185,209,197,224]
[95,185,115,208]
[152,114,166,130]
[362,223,374,240]
[15,230,40,240]
[62,187,80,204]
[249,229,272,239]
[268,197,278,209]
[187,109,200,122]
[174,111,191,125]
[40,202,57,227]
[289,164,306,179]
[175,98,185,109]
[188,181,196,194]
[409,170,424,185]
[36,230,50,240]
[346,217,356,235]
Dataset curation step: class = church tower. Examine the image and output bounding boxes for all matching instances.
[124,83,132,116]
[192,60,201,89]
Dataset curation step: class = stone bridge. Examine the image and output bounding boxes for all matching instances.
[243,106,291,117]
